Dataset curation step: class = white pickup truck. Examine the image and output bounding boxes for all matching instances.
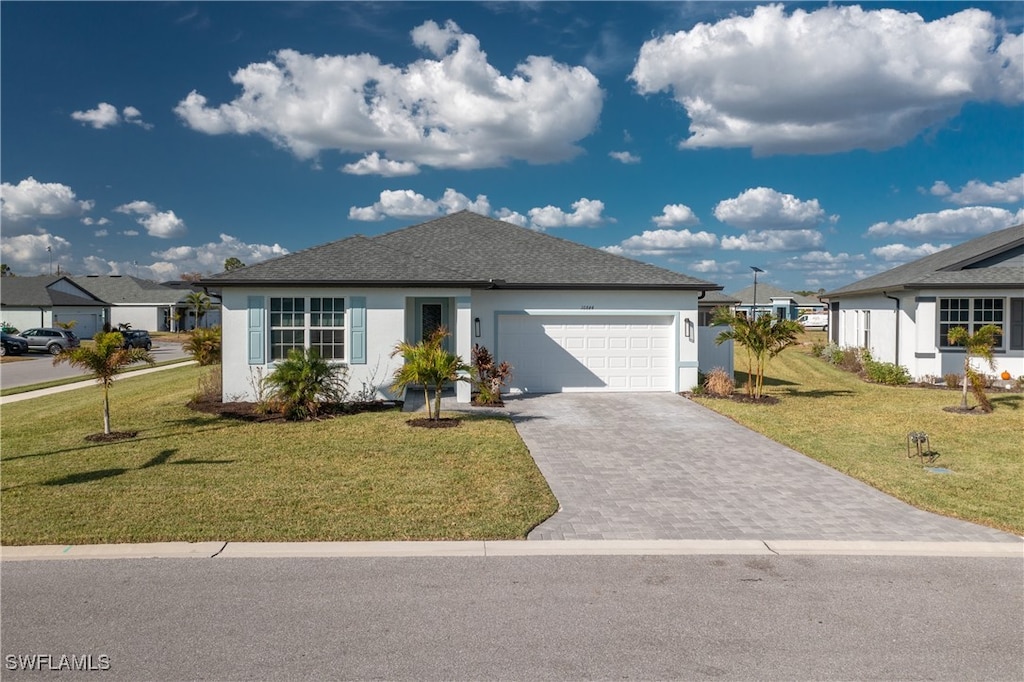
[797,313,829,329]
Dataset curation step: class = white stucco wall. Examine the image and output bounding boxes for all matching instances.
[108,305,167,332]
[221,287,702,402]
[836,289,1024,381]
[2,308,52,331]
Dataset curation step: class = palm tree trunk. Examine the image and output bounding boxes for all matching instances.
[960,359,970,410]
[103,386,111,435]
[433,383,442,421]
[423,386,432,420]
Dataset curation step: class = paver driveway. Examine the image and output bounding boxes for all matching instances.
[506,393,1020,543]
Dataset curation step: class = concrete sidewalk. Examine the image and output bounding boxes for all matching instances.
[2,539,1021,561]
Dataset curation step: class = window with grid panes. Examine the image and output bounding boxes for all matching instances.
[310,297,345,359]
[939,297,1004,349]
[270,297,306,360]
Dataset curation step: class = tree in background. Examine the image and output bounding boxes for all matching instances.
[53,331,154,435]
[183,291,211,330]
[224,257,245,272]
[948,324,1001,412]
[0,263,14,277]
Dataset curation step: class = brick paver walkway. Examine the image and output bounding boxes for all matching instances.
[506,393,1020,543]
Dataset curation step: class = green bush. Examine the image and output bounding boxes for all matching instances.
[183,326,221,366]
[263,348,348,420]
[864,359,910,385]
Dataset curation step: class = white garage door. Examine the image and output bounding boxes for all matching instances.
[53,313,100,339]
[498,314,675,394]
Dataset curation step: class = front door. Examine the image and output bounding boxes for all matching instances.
[414,298,451,349]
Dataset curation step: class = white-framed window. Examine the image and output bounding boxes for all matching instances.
[269,296,347,361]
[309,297,345,360]
[938,297,1004,349]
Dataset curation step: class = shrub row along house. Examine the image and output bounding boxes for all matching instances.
[201,211,723,403]
[824,223,1024,381]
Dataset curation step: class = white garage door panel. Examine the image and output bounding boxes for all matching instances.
[498,314,674,394]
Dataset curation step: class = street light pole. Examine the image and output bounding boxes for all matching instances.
[750,266,764,319]
[47,246,52,275]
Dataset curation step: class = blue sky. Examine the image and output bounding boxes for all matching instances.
[2,1,1021,294]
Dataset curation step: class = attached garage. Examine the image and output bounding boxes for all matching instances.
[498,313,675,394]
[53,311,101,339]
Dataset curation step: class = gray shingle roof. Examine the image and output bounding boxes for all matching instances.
[70,276,185,305]
[203,211,721,291]
[825,223,1024,297]
[699,290,740,305]
[0,276,106,308]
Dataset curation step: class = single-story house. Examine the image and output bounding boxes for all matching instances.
[202,211,723,403]
[70,275,185,332]
[730,283,825,321]
[0,275,108,337]
[823,223,1023,381]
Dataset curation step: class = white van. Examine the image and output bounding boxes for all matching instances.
[797,313,829,329]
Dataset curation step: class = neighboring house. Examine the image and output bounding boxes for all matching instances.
[730,283,825,321]
[70,275,184,332]
[0,275,108,337]
[159,281,223,330]
[823,223,1023,381]
[202,211,722,403]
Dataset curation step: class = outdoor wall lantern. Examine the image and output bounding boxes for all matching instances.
[684,317,695,342]
[474,317,481,338]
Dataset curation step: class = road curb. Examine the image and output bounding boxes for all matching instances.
[2,538,1020,561]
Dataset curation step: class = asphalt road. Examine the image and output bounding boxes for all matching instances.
[2,555,1021,680]
[0,341,190,389]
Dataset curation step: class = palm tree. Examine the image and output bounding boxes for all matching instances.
[712,308,802,399]
[390,326,471,421]
[947,324,1001,412]
[263,348,346,420]
[53,331,154,434]
[183,291,211,330]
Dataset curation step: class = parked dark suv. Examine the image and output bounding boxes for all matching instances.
[1,332,29,356]
[121,330,153,350]
[19,327,81,355]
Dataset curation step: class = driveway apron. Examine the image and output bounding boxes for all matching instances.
[506,393,1020,543]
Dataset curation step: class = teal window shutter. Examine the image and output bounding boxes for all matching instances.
[349,296,366,364]
[247,296,265,365]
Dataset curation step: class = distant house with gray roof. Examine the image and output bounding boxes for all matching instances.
[0,276,108,337]
[70,275,196,332]
[823,223,1023,381]
[201,211,724,403]
[729,283,825,321]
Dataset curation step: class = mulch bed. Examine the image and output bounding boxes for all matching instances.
[186,399,402,422]
[682,392,780,405]
[941,406,991,415]
[85,431,138,442]
[406,417,462,428]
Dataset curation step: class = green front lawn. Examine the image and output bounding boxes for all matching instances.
[0,366,557,545]
[693,337,1024,535]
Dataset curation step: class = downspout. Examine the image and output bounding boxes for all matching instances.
[883,291,900,366]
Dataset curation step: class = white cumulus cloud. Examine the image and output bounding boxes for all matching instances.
[871,243,951,262]
[341,152,420,177]
[0,232,72,270]
[114,200,187,238]
[929,173,1024,205]
[631,5,1022,155]
[150,233,289,273]
[609,151,641,164]
[348,188,491,222]
[866,206,1024,238]
[652,203,699,228]
[605,228,718,256]
[175,19,603,169]
[1,177,93,228]
[528,198,606,229]
[71,103,152,130]
[495,208,528,227]
[721,229,824,251]
[714,187,826,229]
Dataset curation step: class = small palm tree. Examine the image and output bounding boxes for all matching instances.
[948,324,1001,412]
[390,326,471,420]
[713,308,801,399]
[263,348,347,420]
[183,291,211,330]
[53,331,154,434]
